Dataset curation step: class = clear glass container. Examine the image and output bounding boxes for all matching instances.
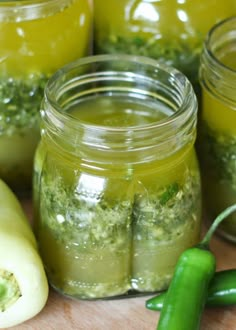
[0,0,92,194]
[199,16,236,242]
[93,0,235,97]
[33,54,202,299]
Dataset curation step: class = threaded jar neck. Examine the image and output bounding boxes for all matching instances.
[41,54,197,164]
[199,16,236,108]
[0,0,73,21]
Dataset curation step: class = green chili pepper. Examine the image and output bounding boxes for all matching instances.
[207,269,236,306]
[156,204,236,330]
[146,269,236,311]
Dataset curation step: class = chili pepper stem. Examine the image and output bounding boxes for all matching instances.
[201,204,236,247]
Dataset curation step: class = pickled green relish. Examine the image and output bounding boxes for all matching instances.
[93,0,236,94]
[34,94,201,298]
[0,0,91,193]
[199,52,236,239]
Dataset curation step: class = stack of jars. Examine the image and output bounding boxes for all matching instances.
[1,0,236,301]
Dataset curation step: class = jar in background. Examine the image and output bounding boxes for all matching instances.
[0,0,91,194]
[93,0,235,97]
[199,17,236,242]
[33,54,202,299]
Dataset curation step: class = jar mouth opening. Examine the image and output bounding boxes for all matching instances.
[0,0,72,21]
[44,54,197,134]
[205,16,236,75]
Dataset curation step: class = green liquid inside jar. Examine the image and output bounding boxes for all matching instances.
[199,49,236,241]
[93,0,236,96]
[0,0,91,194]
[35,93,201,299]
[70,95,170,126]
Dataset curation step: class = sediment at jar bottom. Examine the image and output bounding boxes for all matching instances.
[39,229,132,299]
[131,222,200,292]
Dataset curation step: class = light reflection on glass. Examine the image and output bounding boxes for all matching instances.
[177,9,188,23]
[126,2,160,22]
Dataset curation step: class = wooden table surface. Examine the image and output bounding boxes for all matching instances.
[5,200,236,330]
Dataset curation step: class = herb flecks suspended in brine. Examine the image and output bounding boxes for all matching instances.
[95,35,202,88]
[38,171,132,298]
[132,173,200,242]
[36,165,201,298]
[200,122,236,191]
[0,74,49,136]
[131,170,201,292]
[40,172,133,250]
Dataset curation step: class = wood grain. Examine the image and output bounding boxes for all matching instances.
[4,200,236,330]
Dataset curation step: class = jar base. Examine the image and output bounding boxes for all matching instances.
[50,282,163,301]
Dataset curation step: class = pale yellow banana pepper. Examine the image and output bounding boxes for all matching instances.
[0,179,48,328]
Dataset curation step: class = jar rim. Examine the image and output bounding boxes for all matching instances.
[42,54,197,160]
[44,54,197,134]
[200,16,236,106]
[0,0,73,21]
[205,16,236,74]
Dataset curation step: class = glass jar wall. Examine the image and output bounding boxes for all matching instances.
[93,0,235,97]
[199,17,236,242]
[33,54,202,299]
[0,0,91,194]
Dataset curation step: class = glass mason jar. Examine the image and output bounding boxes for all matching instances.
[33,54,202,299]
[199,17,236,242]
[0,0,91,194]
[93,0,235,98]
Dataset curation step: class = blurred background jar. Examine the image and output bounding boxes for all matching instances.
[0,0,92,195]
[93,0,235,98]
[33,54,201,300]
[199,17,236,243]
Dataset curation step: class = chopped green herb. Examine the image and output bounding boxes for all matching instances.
[131,170,201,291]
[199,122,236,190]
[40,180,133,250]
[132,172,200,242]
[0,74,49,136]
[94,35,202,89]
[159,182,179,206]
[35,165,201,298]
[198,122,236,237]
[0,73,49,193]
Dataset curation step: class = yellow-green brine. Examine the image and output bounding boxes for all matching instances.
[0,0,91,194]
[34,54,202,299]
[93,0,235,96]
[199,17,236,242]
